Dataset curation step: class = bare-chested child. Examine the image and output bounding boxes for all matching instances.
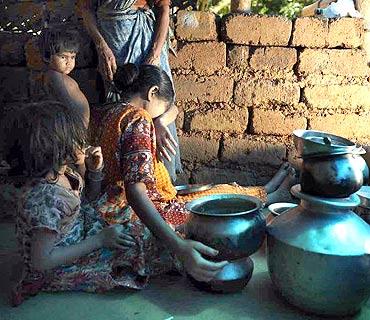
[40,27,90,127]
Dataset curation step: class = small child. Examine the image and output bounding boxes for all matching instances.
[11,101,139,306]
[40,27,90,127]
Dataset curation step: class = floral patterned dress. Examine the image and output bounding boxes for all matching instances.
[12,167,177,306]
[96,104,267,227]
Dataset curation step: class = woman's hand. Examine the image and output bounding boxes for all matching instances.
[98,224,137,250]
[145,51,161,66]
[85,146,103,172]
[154,118,178,162]
[177,239,229,282]
[97,42,117,81]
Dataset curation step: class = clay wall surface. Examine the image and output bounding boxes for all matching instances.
[1,4,370,185]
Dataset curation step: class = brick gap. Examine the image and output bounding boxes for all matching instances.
[246,107,253,134]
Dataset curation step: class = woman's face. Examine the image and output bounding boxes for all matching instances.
[145,94,170,119]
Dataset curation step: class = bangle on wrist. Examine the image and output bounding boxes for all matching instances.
[87,163,104,173]
[87,171,105,182]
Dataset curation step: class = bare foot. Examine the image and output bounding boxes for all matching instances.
[266,168,299,205]
[265,162,291,194]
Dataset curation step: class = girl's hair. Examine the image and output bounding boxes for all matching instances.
[41,26,80,61]
[113,63,175,104]
[6,101,87,178]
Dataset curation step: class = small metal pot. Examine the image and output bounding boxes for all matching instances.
[300,153,368,198]
[185,194,266,261]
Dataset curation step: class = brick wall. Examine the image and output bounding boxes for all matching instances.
[1,8,370,186]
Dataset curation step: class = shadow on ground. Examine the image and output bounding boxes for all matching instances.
[0,222,369,320]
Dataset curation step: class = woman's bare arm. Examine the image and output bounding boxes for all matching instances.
[126,182,183,252]
[153,105,179,161]
[125,182,228,281]
[77,0,117,80]
[146,5,170,65]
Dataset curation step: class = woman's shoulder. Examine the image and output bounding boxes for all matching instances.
[118,104,153,131]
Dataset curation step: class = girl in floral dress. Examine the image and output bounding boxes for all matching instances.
[11,101,175,306]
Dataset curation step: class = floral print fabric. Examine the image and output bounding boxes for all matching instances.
[12,167,177,306]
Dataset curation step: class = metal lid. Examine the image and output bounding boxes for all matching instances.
[293,129,362,158]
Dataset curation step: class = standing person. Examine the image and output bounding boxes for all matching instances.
[77,0,181,181]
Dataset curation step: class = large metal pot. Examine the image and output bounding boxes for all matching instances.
[185,194,265,261]
[267,185,370,316]
[300,153,368,198]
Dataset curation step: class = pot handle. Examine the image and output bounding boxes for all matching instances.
[352,146,366,155]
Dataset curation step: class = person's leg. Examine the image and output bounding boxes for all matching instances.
[264,162,291,193]
[266,168,299,205]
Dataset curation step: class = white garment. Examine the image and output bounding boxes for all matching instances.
[321,0,362,18]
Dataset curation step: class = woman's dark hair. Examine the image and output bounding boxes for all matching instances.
[41,26,80,61]
[4,101,87,178]
[113,63,175,104]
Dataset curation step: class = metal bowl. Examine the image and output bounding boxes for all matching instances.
[175,184,214,196]
[293,129,360,158]
[268,202,298,217]
[357,186,370,208]
[187,257,254,293]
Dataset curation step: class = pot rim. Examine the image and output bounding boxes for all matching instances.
[291,184,361,209]
[185,193,262,217]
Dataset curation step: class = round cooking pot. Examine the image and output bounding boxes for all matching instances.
[267,185,370,316]
[185,194,265,261]
[187,257,254,293]
[300,153,368,198]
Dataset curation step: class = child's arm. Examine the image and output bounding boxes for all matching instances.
[126,182,228,282]
[146,4,170,65]
[84,146,104,201]
[77,0,117,81]
[153,105,178,161]
[31,225,135,271]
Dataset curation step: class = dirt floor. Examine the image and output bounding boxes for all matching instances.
[0,221,369,320]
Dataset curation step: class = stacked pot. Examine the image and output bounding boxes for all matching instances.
[267,130,370,317]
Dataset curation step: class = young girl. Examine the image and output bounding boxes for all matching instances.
[12,101,151,306]
[39,27,90,128]
[94,64,294,287]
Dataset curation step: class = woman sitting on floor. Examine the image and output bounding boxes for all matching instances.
[93,63,295,289]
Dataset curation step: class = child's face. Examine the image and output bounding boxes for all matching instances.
[49,51,76,75]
